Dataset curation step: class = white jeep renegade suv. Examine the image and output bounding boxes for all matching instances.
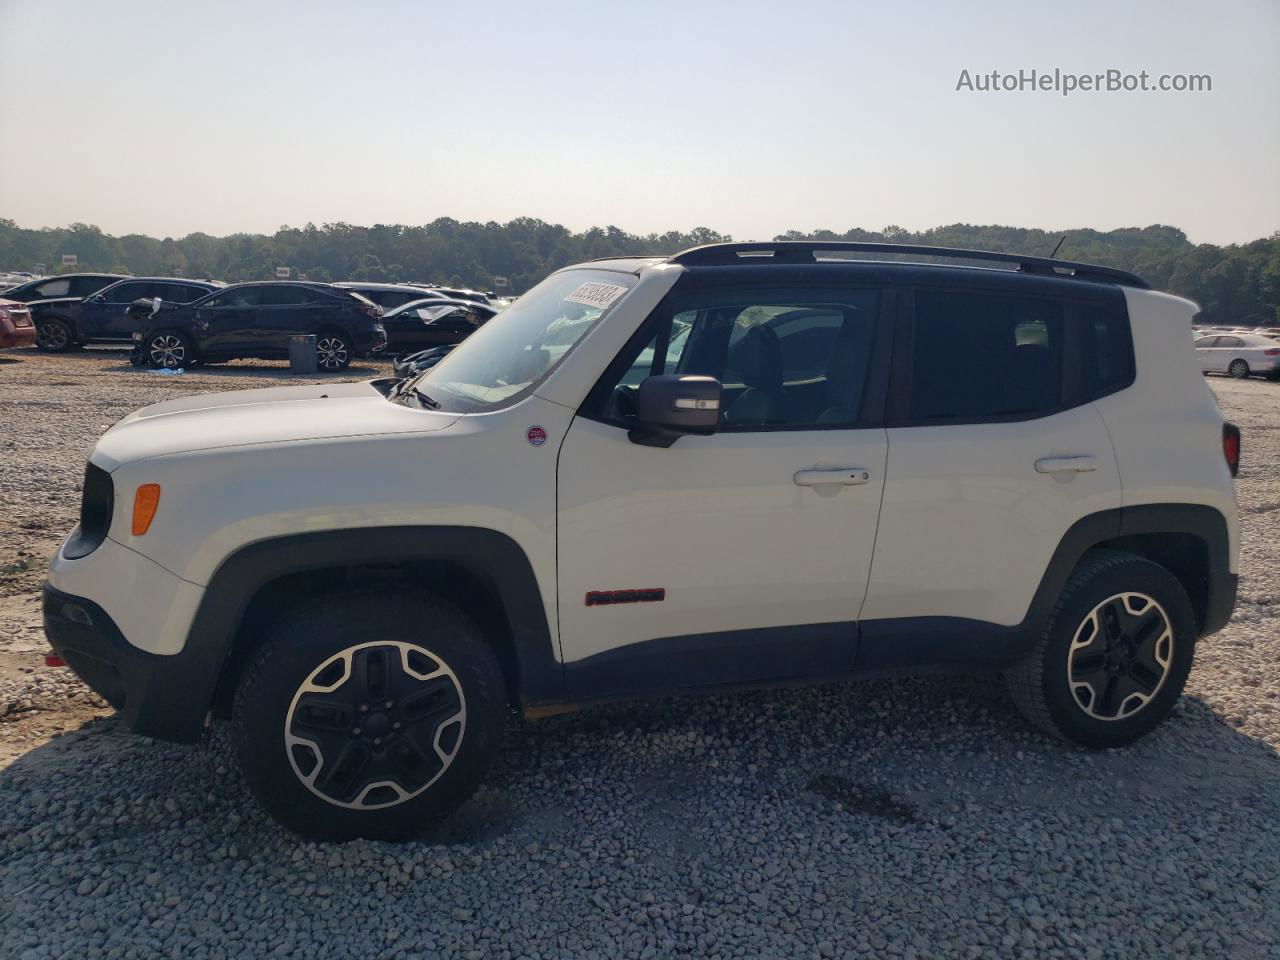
[44,242,1240,840]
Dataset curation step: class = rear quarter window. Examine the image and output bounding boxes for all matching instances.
[1077,300,1135,400]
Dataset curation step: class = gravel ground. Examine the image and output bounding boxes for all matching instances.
[1,348,1278,960]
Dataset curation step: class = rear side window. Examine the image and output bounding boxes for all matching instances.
[260,286,315,306]
[161,283,208,303]
[103,282,148,301]
[908,291,1064,422]
[218,287,264,308]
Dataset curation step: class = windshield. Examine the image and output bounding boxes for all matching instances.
[402,268,636,413]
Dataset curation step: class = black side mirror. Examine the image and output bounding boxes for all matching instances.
[629,374,722,447]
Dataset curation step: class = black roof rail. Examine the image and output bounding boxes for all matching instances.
[667,241,1149,289]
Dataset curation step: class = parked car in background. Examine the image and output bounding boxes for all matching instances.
[0,271,39,293]
[391,343,457,377]
[130,281,386,371]
[381,298,496,352]
[331,282,447,311]
[1194,333,1280,379]
[0,298,35,348]
[31,277,222,352]
[0,272,125,305]
[432,286,492,305]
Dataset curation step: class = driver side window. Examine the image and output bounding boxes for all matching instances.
[594,287,880,431]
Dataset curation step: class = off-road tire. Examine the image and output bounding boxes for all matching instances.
[231,589,505,841]
[1005,550,1197,748]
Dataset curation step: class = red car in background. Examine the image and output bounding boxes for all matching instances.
[0,298,36,348]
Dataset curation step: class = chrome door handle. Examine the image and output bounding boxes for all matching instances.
[1035,456,1098,474]
[793,468,871,487]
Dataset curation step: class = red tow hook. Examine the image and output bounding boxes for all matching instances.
[45,652,66,667]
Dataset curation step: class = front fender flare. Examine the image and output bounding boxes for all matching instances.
[167,526,562,742]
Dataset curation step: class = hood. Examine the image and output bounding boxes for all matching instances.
[92,381,458,470]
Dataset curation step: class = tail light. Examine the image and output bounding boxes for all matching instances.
[1223,422,1241,477]
[1264,348,1280,356]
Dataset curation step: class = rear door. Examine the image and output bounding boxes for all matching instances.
[258,286,322,353]
[1194,336,1220,372]
[1213,335,1244,373]
[861,285,1127,654]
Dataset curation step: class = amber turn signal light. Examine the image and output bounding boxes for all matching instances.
[132,484,162,535]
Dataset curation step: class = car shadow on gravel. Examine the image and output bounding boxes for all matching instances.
[2,676,1277,856]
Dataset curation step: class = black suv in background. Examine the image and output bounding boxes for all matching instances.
[331,282,444,311]
[380,298,497,352]
[0,273,126,304]
[32,277,222,351]
[131,281,386,371]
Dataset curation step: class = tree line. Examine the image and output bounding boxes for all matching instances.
[1,217,1276,324]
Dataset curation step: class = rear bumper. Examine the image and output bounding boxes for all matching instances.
[43,584,210,742]
[0,321,35,347]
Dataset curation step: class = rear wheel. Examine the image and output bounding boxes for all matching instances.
[1228,359,1250,379]
[145,329,195,369]
[1005,551,1196,748]
[232,590,506,841]
[35,318,74,352]
[316,331,352,371]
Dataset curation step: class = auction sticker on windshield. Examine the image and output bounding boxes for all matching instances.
[563,281,629,309]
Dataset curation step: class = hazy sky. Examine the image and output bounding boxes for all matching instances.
[1,0,1276,244]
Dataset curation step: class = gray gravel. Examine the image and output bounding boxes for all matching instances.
[2,350,1278,960]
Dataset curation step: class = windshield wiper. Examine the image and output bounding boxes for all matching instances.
[411,387,440,409]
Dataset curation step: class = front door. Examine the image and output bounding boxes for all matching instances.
[555,281,892,700]
[80,281,160,340]
[197,286,263,355]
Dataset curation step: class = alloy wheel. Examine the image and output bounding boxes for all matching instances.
[1228,360,1249,379]
[148,334,186,368]
[316,336,349,371]
[36,321,69,350]
[1067,592,1173,720]
[284,641,466,810]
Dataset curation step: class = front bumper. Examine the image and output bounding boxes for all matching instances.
[43,584,210,742]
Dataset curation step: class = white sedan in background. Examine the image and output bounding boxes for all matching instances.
[1194,333,1280,379]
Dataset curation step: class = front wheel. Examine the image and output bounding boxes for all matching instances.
[1005,551,1196,748]
[316,332,352,371]
[1228,359,1250,379]
[145,329,196,369]
[231,590,506,841]
[35,318,74,352]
